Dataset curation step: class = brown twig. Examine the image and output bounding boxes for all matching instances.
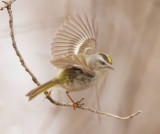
[44,92,141,119]
[0,0,15,10]
[2,0,141,119]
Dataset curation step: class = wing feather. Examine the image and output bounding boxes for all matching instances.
[51,14,98,70]
[50,55,94,74]
[68,15,89,39]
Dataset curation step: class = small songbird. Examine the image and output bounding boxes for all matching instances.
[26,14,114,108]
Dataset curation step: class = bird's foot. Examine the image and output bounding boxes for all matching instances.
[44,90,52,101]
[71,98,85,109]
[66,91,85,109]
[74,97,85,108]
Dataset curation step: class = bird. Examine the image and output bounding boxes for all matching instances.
[26,14,114,109]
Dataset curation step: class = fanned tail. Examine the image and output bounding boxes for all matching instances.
[26,78,59,101]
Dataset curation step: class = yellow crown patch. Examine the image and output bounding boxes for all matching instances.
[100,53,112,64]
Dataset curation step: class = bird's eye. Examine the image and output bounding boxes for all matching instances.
[99,53,112,65]
[100,61,106,65]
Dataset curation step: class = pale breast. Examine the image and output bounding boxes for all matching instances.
[59,67,96,92]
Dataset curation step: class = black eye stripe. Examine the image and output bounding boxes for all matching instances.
[99,53,112,64]
[99,53,109,62]
[100,61,106,65]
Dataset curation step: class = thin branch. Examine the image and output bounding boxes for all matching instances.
[0,0,15,10]
[44,92,141,119]
[4,1,40,86]
[2,0,141,119]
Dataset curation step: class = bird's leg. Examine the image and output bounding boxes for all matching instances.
[66,91,76,109]
[44,90,52,100]
[66,91,85,109]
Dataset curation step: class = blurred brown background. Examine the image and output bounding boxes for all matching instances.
[0,0,160,134]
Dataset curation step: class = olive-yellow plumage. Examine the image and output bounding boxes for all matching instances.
[26,14,114,102]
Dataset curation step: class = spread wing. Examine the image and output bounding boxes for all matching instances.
[50,55,94,74]
[50,14,98,72]
[51,14,98,59]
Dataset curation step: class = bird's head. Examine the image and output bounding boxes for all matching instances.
[88,52,114,72]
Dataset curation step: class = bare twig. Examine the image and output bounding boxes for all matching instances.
[44,92,141,119]
[6,4,40,86]
[0,0,15,10]
[2,0,141,119]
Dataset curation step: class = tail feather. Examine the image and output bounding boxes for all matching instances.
[26,78,59,101]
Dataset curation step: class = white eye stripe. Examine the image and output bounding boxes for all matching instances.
[99,53,112,64]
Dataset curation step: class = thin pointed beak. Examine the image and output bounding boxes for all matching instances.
[107,65,115,70]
